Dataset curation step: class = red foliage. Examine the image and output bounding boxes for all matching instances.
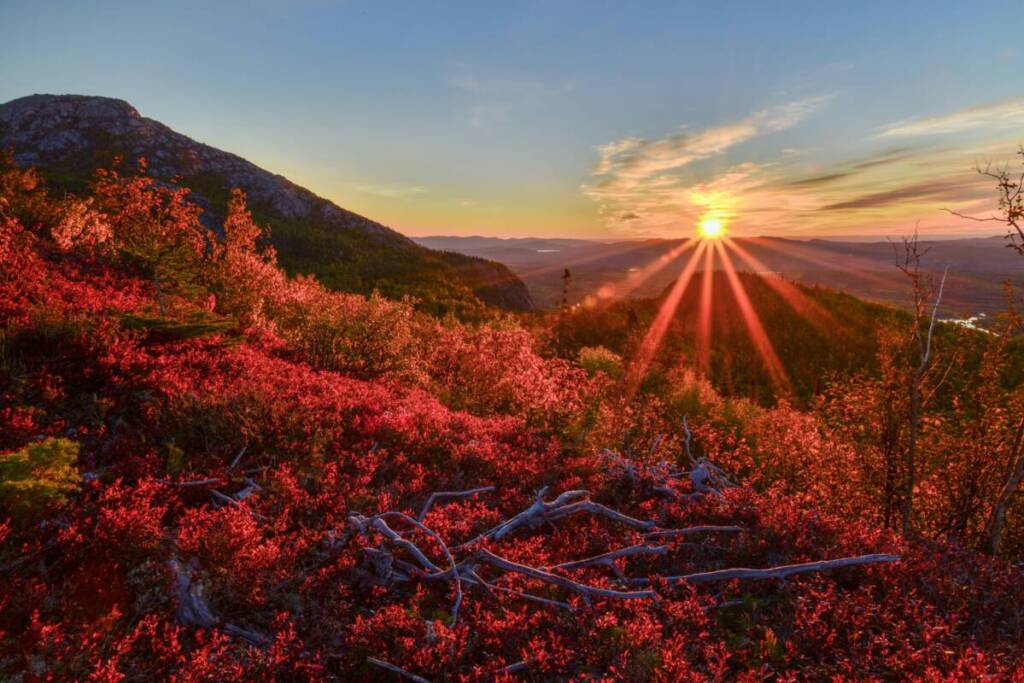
[2,160,1023,680]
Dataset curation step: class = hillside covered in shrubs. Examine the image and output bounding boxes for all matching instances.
[2,155,1023,680]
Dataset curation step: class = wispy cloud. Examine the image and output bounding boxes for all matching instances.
[591,96,831,184]
[350,183,427,198]
[582,97,831,234]
[583,107,1017,239]
[878,97,1024,137]
[820,177,990,211]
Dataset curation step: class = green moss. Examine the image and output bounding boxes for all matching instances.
[0,438,80,522]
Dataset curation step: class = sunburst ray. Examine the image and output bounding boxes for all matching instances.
[723,238,836,330]
[626,241,708,393]
[715,241,791,392]
[697,243,715,371]
[597,238,697,300]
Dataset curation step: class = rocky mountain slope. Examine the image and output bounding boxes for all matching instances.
[0,94,533,314]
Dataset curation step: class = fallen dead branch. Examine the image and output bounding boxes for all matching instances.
[552,544,668,578]
[644,525,743,539]
[460,487,656,549]
[168,558,271,647]
[349,511,464,625]
[417,485,495,522]
[158,477,221,488]
[628,553,901,586]
[342,481,901,672]
[472,548,659,604]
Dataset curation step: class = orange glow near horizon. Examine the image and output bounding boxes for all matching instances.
[626,241,707,395]
[715,242,791,392]
[744,236,901,291]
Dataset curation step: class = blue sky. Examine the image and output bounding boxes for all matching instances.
[2,1,1022,238]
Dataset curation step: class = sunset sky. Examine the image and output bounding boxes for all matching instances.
[2,1,1022,239]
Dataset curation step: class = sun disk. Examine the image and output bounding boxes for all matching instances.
[699,217,724,239]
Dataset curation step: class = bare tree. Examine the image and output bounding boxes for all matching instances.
[988,415,1024,555]
[948,147,1024,254]
[894,232,948,536]
[947,148,1024,554]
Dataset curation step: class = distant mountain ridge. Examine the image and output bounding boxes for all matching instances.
[0,94,533,313]
[414,234,1020,314]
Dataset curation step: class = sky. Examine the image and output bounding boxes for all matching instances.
[1,1,1022,240]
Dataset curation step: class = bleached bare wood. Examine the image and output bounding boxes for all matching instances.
[682,416,696,467]
[462,488,656,549]
[169,558,271,647]
[169,558,217,628]
[211,488,268,521]
[367,657,431,683]
[417,486,495,522]
[500,660,530,675]
[545,499,656,531]
[552,544,667,578]
[455,569,574,611]
[158,477,221,487]
[233,478,261,501]
[629,553,900,586]
[644,525,743,539]
[350,511,465,624]
[474,548,658,603]
[227,444,247,471]
[486,487,588,541]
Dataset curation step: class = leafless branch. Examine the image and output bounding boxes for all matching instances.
[158,477,221,488]
[417,486,495,522]
[552,544,668,576]
[473,548,658,603]
[643,525,743,539]
[629,553,900,586]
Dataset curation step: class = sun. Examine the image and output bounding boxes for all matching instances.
[698,217,725,239]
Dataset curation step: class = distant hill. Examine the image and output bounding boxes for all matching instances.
[415,234,1019,316]
[0,94,533,314]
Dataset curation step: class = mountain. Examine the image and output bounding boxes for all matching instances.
[415,234,1018,315]
[0,94,533,314]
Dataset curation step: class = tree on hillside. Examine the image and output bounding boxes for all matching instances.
[945,147,1024,554]
[894,232,948,536]
[950,147,1024,254]
[90,159,211,316]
